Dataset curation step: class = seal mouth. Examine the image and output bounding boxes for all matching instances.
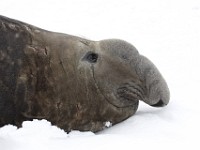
[91,66,138,108]
[114,82,144,107]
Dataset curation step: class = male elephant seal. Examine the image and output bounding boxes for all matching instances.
[0,15,170,132]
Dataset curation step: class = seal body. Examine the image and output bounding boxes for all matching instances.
[0,16,170,132]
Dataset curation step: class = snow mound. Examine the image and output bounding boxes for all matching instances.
[0,119,94,139]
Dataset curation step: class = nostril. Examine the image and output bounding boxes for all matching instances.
[151,99,166,107]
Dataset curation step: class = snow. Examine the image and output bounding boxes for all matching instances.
[0,0,200,149]
[105,121,112,128]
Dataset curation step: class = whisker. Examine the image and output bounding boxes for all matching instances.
[126,87,144,100]
[116,81,145,101]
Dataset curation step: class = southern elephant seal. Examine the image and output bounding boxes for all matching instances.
[0,15,170,132]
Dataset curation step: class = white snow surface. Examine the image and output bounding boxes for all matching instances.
[0,0,200,149]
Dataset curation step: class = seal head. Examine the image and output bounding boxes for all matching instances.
[0,15,170,132]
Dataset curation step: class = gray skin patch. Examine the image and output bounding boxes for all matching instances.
[0,15,170,132]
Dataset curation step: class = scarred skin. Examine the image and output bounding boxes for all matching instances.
[0,15,170,132]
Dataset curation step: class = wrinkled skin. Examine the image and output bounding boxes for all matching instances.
[0,15,170,132]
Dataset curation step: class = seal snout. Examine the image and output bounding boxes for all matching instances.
[136,55,170,107]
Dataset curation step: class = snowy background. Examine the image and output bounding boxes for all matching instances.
[0,0,200,149]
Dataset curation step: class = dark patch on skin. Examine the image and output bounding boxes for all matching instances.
[0,16,32,126]
[0,15,170,132]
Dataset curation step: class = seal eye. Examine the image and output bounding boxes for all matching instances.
[85,52,98,63]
